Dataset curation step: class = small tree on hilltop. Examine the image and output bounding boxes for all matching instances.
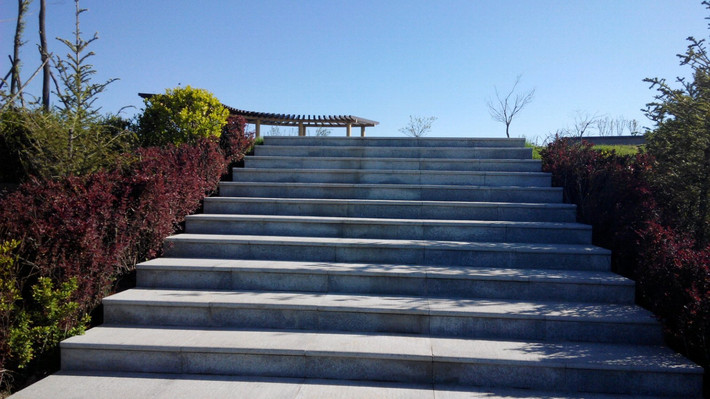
[487,75,535,138]
[399,115,437,137]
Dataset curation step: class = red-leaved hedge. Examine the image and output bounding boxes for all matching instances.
[540,136,710,374]
[0,118,252,386]
[540,137,657,278]
[0,138,229,310]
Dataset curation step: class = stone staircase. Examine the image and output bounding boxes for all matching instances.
[13,137,703,398]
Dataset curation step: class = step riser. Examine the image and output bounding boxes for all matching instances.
[103,303,662,344]
[218,184,563,203]
[203,199,578,223]
[262,137,527,148]
[232,170,551,187]
[163,241,610,271]
[184,219,592,244]
[246,157,542,172]
[137,268,636,304]
[254,147,533,160]
[61,348,699,396]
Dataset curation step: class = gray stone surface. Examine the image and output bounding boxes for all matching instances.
[254,145,533,160]
[163,234,611,270]
[185,214,592,244]
[137,259,635,303]
[263,136,527,148]
[246,155,542,172]
[232,168,551,187]
[203,197,578,222]
[9,372,695,399]
[218,181,564,203]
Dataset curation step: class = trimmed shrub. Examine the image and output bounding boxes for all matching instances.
[540,136,710,388]
[0,131,252,390]
[540,137,656,278]
[137,86,229,147]
[636,222,710,367]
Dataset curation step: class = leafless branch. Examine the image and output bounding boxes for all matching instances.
[487,75,535,138]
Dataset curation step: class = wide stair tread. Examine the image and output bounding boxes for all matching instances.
[218,181,563,203]
[137,258,635,304]
[233,168,551,187]
[202,197,578,222]
[245,155,543,172]
[60,326,702,396]
[184,214,592,244]
[102,288,661,344]
[262,136,527,147]
[253,145,533,160]
[11,371,683,399]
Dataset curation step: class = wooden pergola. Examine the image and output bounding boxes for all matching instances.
[138,93,379,138]
[223,105,379,138]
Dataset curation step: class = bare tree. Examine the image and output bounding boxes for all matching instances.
[313,126,331,136]
[596,116,641,136]
[487,75,535,138]
[266,126,283,136]
[570,111,600,137]
[10,0,32,106]
[399,115,437,137]
[39,0,50,109]
[628,119,640,136]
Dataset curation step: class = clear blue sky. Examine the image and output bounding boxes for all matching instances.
[2,1,708,142]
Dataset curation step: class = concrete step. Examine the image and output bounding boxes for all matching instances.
[232,168,552,187]
[218,182,563,203]
[137,259,636,304]
[262,136,527,148]
[184,215,592,244]
[11,371,689,399]
[163,234,611,271]
[203,197,578,223]
[103,288,661,344]
[60,326,703,397]
[254,145,533,160]
[245,155,542,172]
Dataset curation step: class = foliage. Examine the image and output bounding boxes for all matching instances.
[540,137,656,278]
[219,115,251,164]
[53,0,117,130]
[487,75,535,138]
[540,136,710,384]
[643,1,710,248]
[0,108,134,181]
[636,222,710,368]
[0,0,133,182]
[137,86,229,147]
[9,277,88,369]
[399,115,437,137]
[0,133,252,392]
[644,49,710,247]
[0,240,21,388]
[591,144,641,156]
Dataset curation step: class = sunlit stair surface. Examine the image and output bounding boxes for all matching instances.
[12,136,702,398]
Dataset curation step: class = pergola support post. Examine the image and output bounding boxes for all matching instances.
[255,120,261,138]
[360,126,366,137]
[346,123,352,137]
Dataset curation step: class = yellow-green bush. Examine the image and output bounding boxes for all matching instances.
[137,86,229,147]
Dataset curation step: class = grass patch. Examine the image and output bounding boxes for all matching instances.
[592,144,642,156]
[527,141,642,160]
